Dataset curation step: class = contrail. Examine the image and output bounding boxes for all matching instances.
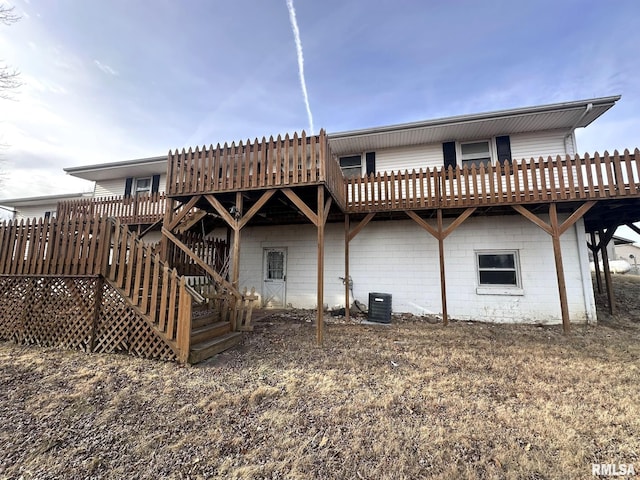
[286,0,314,135]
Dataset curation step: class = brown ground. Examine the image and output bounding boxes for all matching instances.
[1,276,639,480]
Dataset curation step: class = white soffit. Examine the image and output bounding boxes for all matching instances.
[327,96,620,155]
[65,156,167,182]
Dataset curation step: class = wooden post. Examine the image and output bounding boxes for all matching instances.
[549,203,570,333]
[590,231,602,294]
[160,197,176,263]
[437,209,448,326]
[317,186,325,344]
[231,192,243,289]
[230,192,243,331]
[89,276,104,353]
[176,277,192,364]
[344,214,350,322]
[600,230,616,315]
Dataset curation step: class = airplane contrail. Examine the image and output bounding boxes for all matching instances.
[286,0,314,135]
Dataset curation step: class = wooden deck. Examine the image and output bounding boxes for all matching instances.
[345,150,640,212]
[166,130,346,210]
[57,193,167,225]
[166,132,640,216]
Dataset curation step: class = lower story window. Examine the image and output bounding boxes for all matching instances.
[476,251,520,287]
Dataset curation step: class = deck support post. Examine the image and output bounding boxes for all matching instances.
[599,229,616,315]
[437,209,448,326]
[512,201,595,333]
[343,212,376,321]
[160,197,177,263]
[317,186,325,344]
[549,203,570,333]
[589,231,603,294]
[231,192,243,290]
[406,207,475,325]
[344,214,350,322]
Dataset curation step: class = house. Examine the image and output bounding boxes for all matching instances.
[0,192,92,221]
[1,95,639,363]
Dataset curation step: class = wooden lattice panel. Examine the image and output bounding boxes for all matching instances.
[94,282,176,362]
[20,277,96,351]
[0,276,28,341]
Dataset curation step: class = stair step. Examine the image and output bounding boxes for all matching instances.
[192,311,222,328]
[190,321,231,344]
[189,332,242,364]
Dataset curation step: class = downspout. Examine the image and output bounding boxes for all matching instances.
[565,103,593,155]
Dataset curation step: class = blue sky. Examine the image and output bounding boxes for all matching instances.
[0,0,639,207]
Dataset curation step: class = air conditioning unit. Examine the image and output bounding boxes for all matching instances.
[368,292,392,323]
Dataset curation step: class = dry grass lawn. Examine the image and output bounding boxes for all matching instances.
[1,276,639,479]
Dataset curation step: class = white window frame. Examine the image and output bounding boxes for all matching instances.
[475,249,524,295]
[339,154,363,178]
[134,177,152,195]
[458,139,494,169]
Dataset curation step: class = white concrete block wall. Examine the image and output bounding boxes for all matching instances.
[238,214,594,325]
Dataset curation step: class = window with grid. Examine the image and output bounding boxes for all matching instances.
[476,251,520,287]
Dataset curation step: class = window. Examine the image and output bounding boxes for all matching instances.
[135,177,152,195]
[460,141,491,168]
[339,155,362,178]
[44,210,56,219]
[442,137,512,170]
[476,251,520,287]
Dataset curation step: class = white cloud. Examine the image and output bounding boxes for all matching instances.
[94,59,118,76]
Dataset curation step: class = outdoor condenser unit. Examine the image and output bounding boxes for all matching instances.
[368,292,392,323]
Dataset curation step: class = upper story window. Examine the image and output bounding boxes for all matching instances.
[124,175,160,197]
[443,136,511,170]
[135,177,152,195]
[339,155,362,178]
[460,141,491,168]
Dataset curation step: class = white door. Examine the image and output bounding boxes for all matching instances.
[263,248,287,308]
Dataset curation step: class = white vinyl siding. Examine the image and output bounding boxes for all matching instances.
[375,144,443,173]
[14,203,59,221]
[94,178,127,198]
[369,130,571,174]
[509,130,569,162]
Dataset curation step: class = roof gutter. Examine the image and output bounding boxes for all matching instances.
[565,102,593,138]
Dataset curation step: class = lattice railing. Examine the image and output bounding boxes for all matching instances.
[0,276,176,361]
[0,214,256,363]
[102,218,192,362]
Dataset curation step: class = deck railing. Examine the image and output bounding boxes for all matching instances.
[346,149,640,212]
[167,130,346,209]
[57,193,167,225]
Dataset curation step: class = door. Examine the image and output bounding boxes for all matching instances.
[263,248,287,308]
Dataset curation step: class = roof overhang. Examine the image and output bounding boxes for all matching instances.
[0,192,91,208]
[328,96,621,155]
[64,156,167,182]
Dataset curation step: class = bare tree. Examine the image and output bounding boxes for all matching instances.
[0,5,21,99]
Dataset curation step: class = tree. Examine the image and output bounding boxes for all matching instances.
[0,5,20,99]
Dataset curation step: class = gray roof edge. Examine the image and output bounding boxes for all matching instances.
[0,192,91,205]
[64,155,167,174]
[328,95,622,140]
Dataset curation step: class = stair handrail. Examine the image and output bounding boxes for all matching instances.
[100,216,194,362]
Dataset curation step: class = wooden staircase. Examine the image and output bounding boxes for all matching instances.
[102,218,255,364]
[188,303,242,363]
